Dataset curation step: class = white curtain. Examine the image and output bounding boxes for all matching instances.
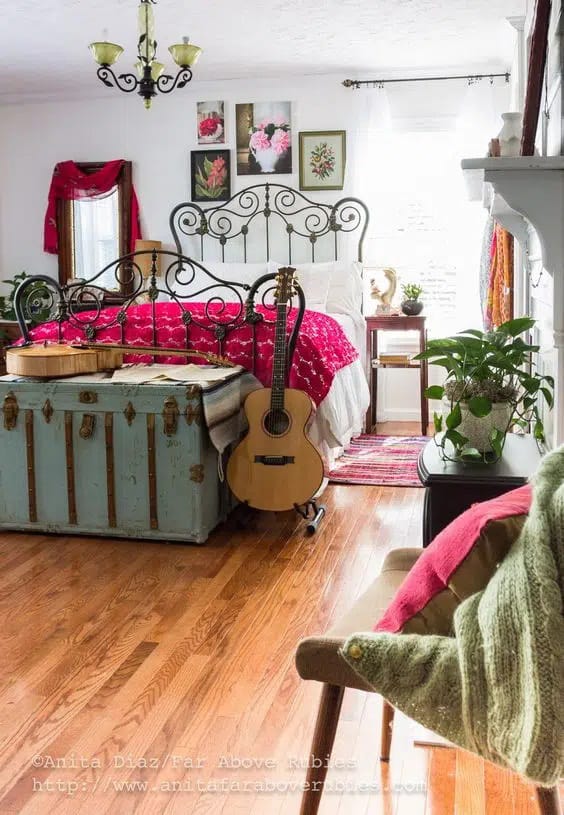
[347,77,511,336]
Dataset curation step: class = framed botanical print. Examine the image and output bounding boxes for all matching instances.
[197,100,225,144]
[299,130,346,191]
[190,150,231,202]
[236,102,292,175]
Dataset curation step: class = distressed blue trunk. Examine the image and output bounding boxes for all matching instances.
[0,380,231,543]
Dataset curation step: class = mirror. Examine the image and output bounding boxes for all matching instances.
[57,161,133,295]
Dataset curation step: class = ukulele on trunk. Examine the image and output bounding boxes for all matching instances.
[226,267,324,511]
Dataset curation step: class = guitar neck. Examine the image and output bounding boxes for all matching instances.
[271,303,288,412]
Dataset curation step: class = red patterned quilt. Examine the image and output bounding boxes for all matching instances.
[29,302,358,406]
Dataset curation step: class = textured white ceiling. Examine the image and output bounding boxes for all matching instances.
[0,0,524,103]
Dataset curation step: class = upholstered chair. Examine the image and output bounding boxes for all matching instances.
[295,546,562,815]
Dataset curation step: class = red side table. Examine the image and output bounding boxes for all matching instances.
[365,314,428,435]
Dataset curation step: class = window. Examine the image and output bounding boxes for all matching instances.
[73,189,119,286]
[57,161,133,293]
[362,130,486,342]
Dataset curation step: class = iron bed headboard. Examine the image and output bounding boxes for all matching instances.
[169,183,369,264]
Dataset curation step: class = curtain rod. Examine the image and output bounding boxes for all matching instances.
[342,72,510,89]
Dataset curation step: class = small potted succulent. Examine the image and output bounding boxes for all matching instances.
[400,282,424,316]
[415,316,554,463]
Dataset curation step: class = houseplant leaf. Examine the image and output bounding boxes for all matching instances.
[497,316,536,336]
[467,396,492,418]
[490,428,505,459]
[446,403,462,430]
[460,447,483,461]
[444,428,468,449]
[534,418,545,441]
[424,385,445,400]
[541,387,554,408]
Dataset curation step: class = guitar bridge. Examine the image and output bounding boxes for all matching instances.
[254,455,295,466]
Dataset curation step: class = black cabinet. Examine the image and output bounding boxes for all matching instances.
[418,434,542,546]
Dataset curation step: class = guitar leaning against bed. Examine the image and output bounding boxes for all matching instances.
[227,267,325,514]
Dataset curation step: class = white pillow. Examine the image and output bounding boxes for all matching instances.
[326,260,364,315]
[268,260,332,311]
[268,260,363,314]
[178,262,268,303]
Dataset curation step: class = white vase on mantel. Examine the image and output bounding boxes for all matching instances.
[497,112,523,157]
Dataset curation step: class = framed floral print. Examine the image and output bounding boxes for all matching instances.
[299,130,346,191]
[236,102,292,175]
[190,150,231,202]
[197,101,225,144]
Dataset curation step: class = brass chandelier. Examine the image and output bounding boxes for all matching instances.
[89,0,202,109]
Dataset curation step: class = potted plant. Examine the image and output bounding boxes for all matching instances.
[401,283,423,316]
[416,317,554,463]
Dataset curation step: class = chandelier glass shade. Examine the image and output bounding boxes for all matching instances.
[89,0,202,109]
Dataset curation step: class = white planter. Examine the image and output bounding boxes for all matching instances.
[442,398,513,452]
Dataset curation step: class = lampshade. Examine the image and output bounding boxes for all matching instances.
[134,60,165,81]
[135,240,162,278]
[168,42,202,68]
[89,41,124,66]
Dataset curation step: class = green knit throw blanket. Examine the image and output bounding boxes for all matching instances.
[342,446,564,786]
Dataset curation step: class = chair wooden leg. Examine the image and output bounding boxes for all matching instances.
[536,786,562,815]
[380,699,395,761]
[299,683,345,815]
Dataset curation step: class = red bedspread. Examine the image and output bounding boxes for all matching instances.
[29,302,358,406]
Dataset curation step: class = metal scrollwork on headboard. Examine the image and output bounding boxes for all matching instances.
[169,183,369,264]
[12,250,306,377]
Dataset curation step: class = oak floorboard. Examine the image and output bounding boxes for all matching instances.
[0,449,557,815]
[455,750,486,815]
[425,747,456,815]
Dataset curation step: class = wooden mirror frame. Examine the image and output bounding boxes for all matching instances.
[56,161,133,295]
[521,0,552,156]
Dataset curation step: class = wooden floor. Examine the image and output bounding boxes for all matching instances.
[0,423,559,814]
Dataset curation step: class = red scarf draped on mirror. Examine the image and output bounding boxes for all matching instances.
[43,159,142,254]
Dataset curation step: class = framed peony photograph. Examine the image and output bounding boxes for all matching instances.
[236,102,292,175]
[197,101,225,144]
[190,150,231,202]
[299,131,346,191]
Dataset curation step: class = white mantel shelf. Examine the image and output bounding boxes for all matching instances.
[461,155,564,445]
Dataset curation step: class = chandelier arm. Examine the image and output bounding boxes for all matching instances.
[96,66,140,93]
[156,67,193,94]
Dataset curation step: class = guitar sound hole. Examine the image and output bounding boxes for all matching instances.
[264,409,291,436]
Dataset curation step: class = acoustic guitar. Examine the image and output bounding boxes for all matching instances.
[227,267,324,512]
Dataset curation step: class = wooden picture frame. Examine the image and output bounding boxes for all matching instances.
[190,149,231,203]
[235,102,292,176]
[299,131,346,191]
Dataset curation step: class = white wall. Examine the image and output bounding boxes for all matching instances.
[0,74,359,283]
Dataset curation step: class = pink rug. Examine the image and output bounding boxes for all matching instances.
[328,435,427,486]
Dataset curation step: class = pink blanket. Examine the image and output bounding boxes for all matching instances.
[29,302,358,406]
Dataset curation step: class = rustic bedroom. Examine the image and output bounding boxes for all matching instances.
[0,0,563,813]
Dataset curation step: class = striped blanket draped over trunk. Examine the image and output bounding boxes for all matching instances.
[200,370,263,477]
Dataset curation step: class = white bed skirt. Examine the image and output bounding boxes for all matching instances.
[309,359,370,469]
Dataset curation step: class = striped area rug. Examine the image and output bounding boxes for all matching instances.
[328,434,427,487]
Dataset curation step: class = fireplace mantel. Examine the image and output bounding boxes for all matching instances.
[461,156,564,445]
